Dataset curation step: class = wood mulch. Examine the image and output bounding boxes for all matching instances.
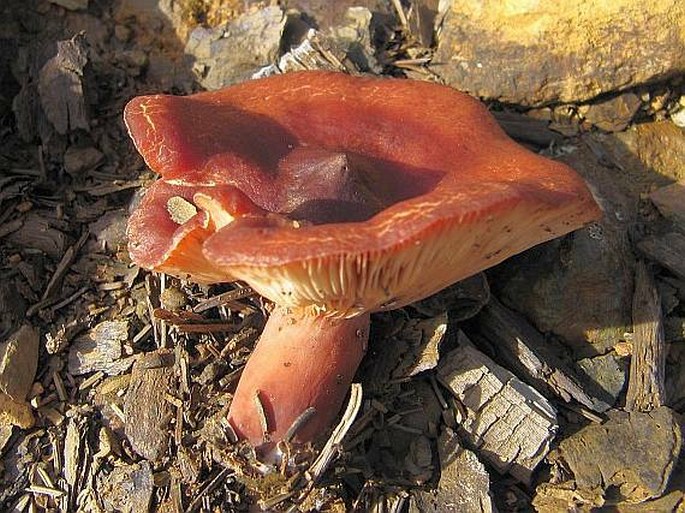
[1,1,684,512]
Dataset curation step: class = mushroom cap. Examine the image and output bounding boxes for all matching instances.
[125,71,601,317]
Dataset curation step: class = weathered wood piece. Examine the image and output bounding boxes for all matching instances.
[123,350,176,461]
[0,325,39,428]
[68,320,132,375]
[534,407,682,509]
[638,232,685,281]
[649,181,685,229]
[97,461,153,513]
[63,413,91,512]
[37,34,90,134]
[256,29,349,76]
[6,213,67,258]
[0,282,26,336]
[469,298,612,412]
[411,428,495,513]
[392,314,447,378]
[625,261,666,411]
[437,332,558,484]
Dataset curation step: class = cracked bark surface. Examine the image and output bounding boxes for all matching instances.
[436,332,558,484]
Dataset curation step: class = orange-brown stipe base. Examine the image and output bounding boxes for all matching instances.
[228,306,370,458]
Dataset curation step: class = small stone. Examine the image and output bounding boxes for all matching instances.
[611,121,685,183]
[89,209,129,254]
[576,352,627,406]
[98,461,154,513]
[114,24,131,42]
[649,182,685,229]
[670,106,685,128]
[581,93,642,132]
[327,7,378,71]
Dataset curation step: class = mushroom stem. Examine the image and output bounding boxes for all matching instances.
[227,306,370,455]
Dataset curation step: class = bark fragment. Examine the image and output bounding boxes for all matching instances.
[437,332,558,484]
[625,261,666,411]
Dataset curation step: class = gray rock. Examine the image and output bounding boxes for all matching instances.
[576,352,627,406]
[186,6,286,90]
[535,407,682,508]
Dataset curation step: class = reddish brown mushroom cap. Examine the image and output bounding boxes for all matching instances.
[124,71,601,315]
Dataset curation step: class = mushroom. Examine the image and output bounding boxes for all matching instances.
[124,71,601,457]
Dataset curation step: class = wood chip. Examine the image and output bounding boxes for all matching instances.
[437,332,558,484]
[192,285,256,313]
[26,485,64,498]
[123,350,176,461]
[37,34,89,134]
[40,231,89,304]
[638,232,685,281]
[62,412,91,511]
[6,213,67,259]
[0,325,39,401]
[67,320,129,375]
[469,298,612,412]
[153,308,240,333]
[394,314,448,378]
[185,468,234,513]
